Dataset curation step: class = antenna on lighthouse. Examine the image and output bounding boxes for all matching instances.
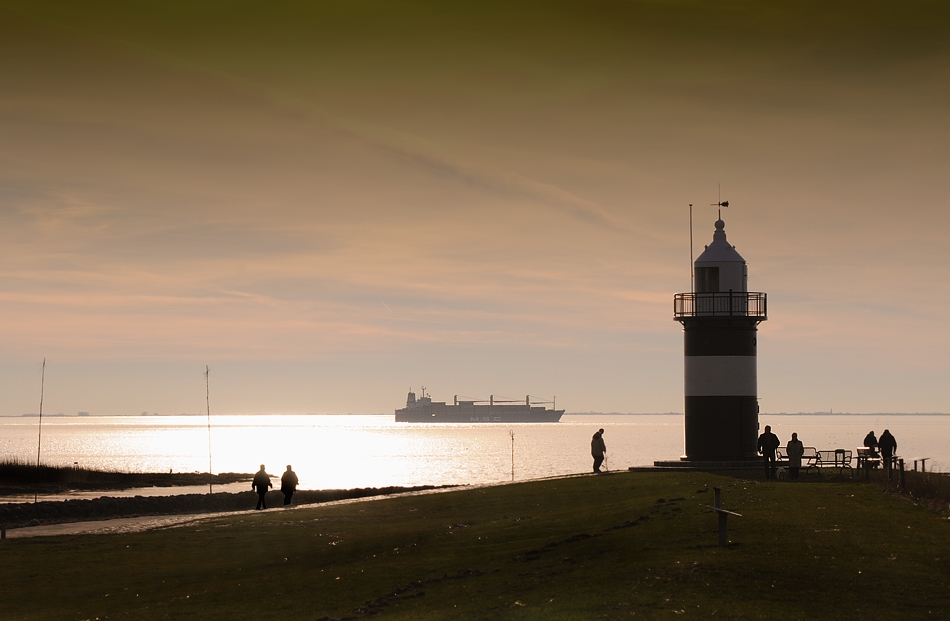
[689,204,694,292]
[711,183,729,219]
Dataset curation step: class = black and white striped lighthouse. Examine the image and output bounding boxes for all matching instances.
[673,218,767,461]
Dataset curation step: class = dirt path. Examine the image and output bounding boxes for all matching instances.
[4,512,237,538]
[1,485,461,538]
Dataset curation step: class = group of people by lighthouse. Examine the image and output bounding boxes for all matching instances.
[864,429,898,464]
[756,426,899,480]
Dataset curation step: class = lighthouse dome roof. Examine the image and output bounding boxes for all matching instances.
[695,219,745,264]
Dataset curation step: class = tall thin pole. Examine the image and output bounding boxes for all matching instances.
[689,203,694,292]
[205,365,213,495]
[509,430,515,482]
[34,358,46,504]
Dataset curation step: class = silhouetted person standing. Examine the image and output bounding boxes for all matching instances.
[864,431,879,457]
[786,432,804,480]
[879,429,898,470]
[591,428,606,473]
[757,425,780,479]
[281,465,299,506]
[252,464,272,510]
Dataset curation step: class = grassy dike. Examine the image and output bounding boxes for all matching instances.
[2,471,948,620]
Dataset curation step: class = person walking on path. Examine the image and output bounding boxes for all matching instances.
[757,426,780,479]
[280,465,299,506]
[591,428,607,473]
[786,432,805,480]
[252,464,272,510]
[879,429,898,471]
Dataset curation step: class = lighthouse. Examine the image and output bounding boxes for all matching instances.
[673,218,767,461]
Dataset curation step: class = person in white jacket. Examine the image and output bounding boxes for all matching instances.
[786,433,805,480]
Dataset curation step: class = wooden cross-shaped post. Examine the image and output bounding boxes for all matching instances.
[706,487,741,546]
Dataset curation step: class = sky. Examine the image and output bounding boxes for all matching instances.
[1,0,949,416]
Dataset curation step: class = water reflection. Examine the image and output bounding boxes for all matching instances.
[1,414,945,495]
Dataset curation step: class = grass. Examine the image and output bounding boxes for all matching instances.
[2,471,949,620]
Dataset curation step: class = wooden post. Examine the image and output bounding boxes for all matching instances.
[509,430,515,482]
[707,487,740,547]
[899,459,905,492]
[713,487,726,545]
[1,525,6,540]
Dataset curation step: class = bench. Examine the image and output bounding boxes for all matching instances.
[817,449,853,477]
[775,446,820,475]
[856,447,882,470]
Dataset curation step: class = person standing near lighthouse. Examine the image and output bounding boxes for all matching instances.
[786,432,805,480]
[757,426,780,479]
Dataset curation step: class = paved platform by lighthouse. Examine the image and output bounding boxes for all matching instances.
[656,217,768,467]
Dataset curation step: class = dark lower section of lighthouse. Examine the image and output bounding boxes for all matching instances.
[673,293,768,462]
[683,396,759,460]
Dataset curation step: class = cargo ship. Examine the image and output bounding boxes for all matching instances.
[395,388,563,423]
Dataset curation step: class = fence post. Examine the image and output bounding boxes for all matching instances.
[713,487,728,546]
[899,459,905,492]
[1,525,6,540]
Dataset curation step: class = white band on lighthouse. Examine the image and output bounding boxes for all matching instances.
[684,356,757,396]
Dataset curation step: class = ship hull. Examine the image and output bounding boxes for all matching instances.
[395,405,563,423]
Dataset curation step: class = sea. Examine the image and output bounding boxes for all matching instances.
[1,413,947,502]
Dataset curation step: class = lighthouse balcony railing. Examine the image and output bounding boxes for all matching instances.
[673,292,767,320]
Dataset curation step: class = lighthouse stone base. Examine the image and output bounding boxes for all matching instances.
[649,458,763,470]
